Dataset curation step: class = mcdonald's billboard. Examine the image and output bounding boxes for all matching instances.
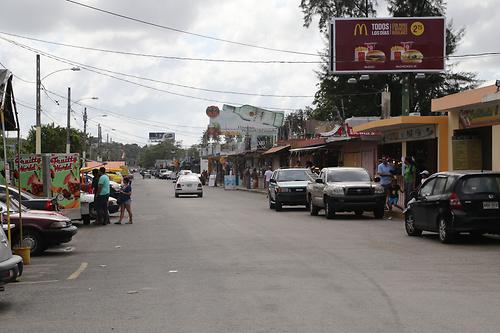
[329,17,445,73]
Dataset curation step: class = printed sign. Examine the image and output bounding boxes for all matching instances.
[50,154,80,209]
[13,155,44,196]
[208,104,284,136]
[458,105,500,129]
[383,125,436,143]
[329,17,445,73]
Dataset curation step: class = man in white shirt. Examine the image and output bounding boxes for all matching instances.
[264,166,273,189]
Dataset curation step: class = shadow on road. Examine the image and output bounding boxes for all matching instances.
[421,233,500,246]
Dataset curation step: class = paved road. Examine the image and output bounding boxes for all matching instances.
[2,177,500,332]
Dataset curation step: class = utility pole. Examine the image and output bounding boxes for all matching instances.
[36,54,41,154]
[401,75,410,116]
[97,124,102,161]
[66,87,71,154]
[82,107,87,162]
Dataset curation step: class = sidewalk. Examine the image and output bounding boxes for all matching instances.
[235,186,267,195]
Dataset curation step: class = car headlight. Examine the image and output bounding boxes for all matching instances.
[50,221,68,229]
[374,186,385,194]
[330,187,344,195]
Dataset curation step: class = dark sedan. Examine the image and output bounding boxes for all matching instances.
[0,185,57,211]
[0,197,77,255]
[405,171,500,243]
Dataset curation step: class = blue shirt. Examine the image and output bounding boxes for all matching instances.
[98,174,110,196]
[377,163,394,186]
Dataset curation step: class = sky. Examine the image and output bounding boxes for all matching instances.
[0,0,498,147]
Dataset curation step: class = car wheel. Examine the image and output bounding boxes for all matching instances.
[22,229,45,256]
[373,205,385,219]
[275,200,283,212]
[198,193,203,198]
[405,211,422,236]
[439,217,455,244]
[175,194,179,198]
[309,196,319,216]
[268,194,275,209]
[305,200,310,211]
[82,214,91,225]
[325,197,335,219]
[354,210,363,217]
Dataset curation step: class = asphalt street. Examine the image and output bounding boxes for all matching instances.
[1,176,500,332]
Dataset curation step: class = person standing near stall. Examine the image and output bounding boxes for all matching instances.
[96,167,110,225]
[115,177,133,224]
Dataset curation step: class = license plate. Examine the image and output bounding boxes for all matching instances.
[483,201,499,209]
[186,184,192,187]
[294,188,304,192]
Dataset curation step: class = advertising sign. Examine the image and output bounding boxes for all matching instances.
[13,154,44,196]
[208,104,284,136]
[149,132,167,142]
[458,105,500,129]
[329,17,445,73]
[50,154,81,209]
[383,125,436,143]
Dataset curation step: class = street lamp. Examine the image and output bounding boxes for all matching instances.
[35,53,80,154]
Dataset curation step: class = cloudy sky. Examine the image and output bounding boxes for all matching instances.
[0,0,498,147]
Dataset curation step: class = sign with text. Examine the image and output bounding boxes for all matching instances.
[329,17,445,73]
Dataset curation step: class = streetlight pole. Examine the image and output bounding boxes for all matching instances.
[83,107,87,161]
[36,55,41,154]
[66,87,71,154]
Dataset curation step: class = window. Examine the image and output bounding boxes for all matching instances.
[277,170,313,182]
[432,177,448,195]
[444,176,458,193]
[460,176,500,194]
[420,178,437,197]
[327,169,370,183]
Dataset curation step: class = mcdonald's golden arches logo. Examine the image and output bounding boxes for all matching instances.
[354,23,368,36]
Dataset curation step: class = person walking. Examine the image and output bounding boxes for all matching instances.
[377,157,394,209]
[96,167,111,225]
[403,157,416,206]
[251,168,259,189]
[264,166,273,189]
[115,177,133,224]
[387,178,404,212]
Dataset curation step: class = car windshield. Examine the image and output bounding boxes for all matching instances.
[180,175,199,181]
[0,197,28,212]
[327,169,370,182]
[459,175,500,194]
[278,170,313,182]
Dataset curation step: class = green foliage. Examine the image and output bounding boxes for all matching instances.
[25,123,85,154]
[300,0,478,120]
[138,139,178,168]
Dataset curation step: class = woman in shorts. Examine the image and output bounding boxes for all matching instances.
[115,177,133,224]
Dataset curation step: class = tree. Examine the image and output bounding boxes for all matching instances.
[25,123,85,154]
[138,139,178,168]
[300,0,478,120]
[279,109,311,139]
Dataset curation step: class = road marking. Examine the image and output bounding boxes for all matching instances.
[67,262,88,280]
[13,280,59,285]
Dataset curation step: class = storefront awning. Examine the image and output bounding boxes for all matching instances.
[353,116,447,133]
[432,85,499,113]
[0,69,19,131]
[262,145,290,155]
[290,145,326,153]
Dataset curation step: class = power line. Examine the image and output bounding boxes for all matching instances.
[63,0,319,57]
[0,31,322,64]
[0,37,301,111]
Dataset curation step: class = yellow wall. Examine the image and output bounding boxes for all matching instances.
[437,122,449,172]
[447,112,459,170]
[493,124,500,172]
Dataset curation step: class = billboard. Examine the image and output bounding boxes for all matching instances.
[149,132,175,142]
[50,154,81,210]
[329,17,445,73]
[13,154,44,196]
[207,104,284,136]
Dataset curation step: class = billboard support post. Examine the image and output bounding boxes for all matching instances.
[402,74,410,116]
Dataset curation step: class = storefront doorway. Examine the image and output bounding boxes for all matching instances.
[452,126,492,170]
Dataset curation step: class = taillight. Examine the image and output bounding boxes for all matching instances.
[45,200,54,211]
[449,192,463,210]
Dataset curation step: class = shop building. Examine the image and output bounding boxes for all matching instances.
[353,116,449,175]
[432,84,500,171]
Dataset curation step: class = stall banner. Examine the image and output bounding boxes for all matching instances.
[50,153,81,209]
[329,17,445,73]
[13,154,44,196]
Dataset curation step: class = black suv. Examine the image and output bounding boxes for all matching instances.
[268,168,317,211]
[405,171,500,243]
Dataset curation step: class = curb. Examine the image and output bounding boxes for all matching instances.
[235,187,267,195]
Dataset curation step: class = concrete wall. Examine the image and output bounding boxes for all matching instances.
[448,112,459,171]
[493,124,500,172]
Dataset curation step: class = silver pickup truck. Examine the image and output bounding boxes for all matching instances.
[307,167,386,219]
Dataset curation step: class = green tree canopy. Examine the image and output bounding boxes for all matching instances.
[25,123,85,154]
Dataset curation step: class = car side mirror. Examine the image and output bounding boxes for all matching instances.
[315,178,324,184]
[269,179,276,184]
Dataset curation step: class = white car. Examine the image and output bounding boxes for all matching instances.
[159,169,172,179]
[175,174,203,198]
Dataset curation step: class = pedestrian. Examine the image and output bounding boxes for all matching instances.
[91,169,100,194]
[264,166,273,189]
[252,168,259,189]
[403,157,416,206]
[115,177,133,225]
[387,178,404,212]
[96,167,111,225]
[244,168,251,189]
[377,157,394,208]
[419,170,430,185]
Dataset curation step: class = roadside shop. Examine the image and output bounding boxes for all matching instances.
[432,84,500,171]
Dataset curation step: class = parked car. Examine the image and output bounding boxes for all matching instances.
[307,167,386,219]
[405,171,500,243]
[268,168,317,211]
[79,192,119,225]
[0,224,23,291]
[159,169,172,179]
[0,185,58,211]
[143,171,152,179]
[175,174,203,198]
[0,197,77,255]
